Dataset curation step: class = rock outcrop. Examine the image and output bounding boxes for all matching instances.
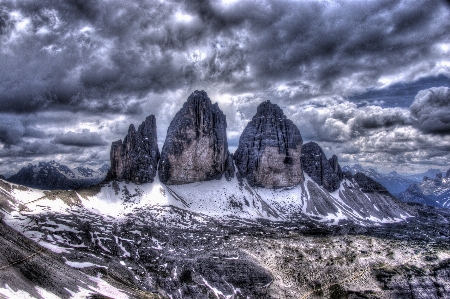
[106,115,160,184]
[301,142,341,192]
[353,172,390,194]
[224,152,235,181]
[328,155,344,181]
[234,101,303,188]
[158,91,228,185]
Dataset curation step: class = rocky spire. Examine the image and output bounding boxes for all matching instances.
[234,101,303,188]
[301,142,341,192]
[158,90,229,185]
[328,154,344,181]
[106,115,160,184]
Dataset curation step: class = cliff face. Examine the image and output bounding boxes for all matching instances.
[234,101,303,188]
[107,115,160,184]
[301,142,342,192]
[158,90,229,185]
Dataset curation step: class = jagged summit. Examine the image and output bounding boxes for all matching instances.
[234,100,303,188]
[159,90,229,185]
[107,115,160,184]
[301,142,342,192]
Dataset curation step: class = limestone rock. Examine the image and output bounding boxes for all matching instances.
[329,155,344,181]
[159,91,228,185]
[234,101,303,188]
[224,152,235,181]
[106,115,160,184]
[301,142,341,192]
[353,172,390,194]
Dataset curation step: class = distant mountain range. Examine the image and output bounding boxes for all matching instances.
[398,171,450,208]
[342,164,445,196]
[5,161,109,190]
[342,164,450,208]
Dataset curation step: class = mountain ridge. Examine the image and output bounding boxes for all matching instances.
[6,161,108,190]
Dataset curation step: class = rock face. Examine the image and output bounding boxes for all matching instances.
[234,101,303,188]
[106,115,160,184]
[328,154,344,181]
[353,172,390,194]
[159,91,228,185]
[224,152,235,181]
[301,142,341,192]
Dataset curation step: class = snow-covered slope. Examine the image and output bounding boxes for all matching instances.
[2,177,446,299]
[1,172,410,230]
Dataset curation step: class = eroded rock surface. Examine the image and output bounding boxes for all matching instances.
[159,91,228,184]
[106,115,160,184]
[301,142,341,192]
[234,101,303,188]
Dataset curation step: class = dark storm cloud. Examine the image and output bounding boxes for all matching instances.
[0,115,24,146]
[410,87,450,134]
[242,0,449,91]
[1,0,450,174]
[1,0,448,114]
[53,129,107,147]
[292,99,411,143]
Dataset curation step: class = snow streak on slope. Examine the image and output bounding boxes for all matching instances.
[0,178,438,299]
[1,173,410,229]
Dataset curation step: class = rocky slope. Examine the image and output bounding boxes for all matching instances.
[6,161,108,190]
[399,171,450,208]
[2,177,450,299]
[106,115,160,184]
[234,101,304,188]
[301,142,342,192]
[159,90,229,185]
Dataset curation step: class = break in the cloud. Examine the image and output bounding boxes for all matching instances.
[0,0,450,176]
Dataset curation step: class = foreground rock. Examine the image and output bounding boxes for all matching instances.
[301,142,341,192]
[106,115,160,184]
[234,101,303,188]
[159,90,229,184]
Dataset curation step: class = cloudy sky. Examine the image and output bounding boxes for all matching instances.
[1,0,450,177]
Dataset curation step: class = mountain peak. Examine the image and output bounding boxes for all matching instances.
[234,100,303,188]
[107,115,160,184]
[159,91,228,185]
